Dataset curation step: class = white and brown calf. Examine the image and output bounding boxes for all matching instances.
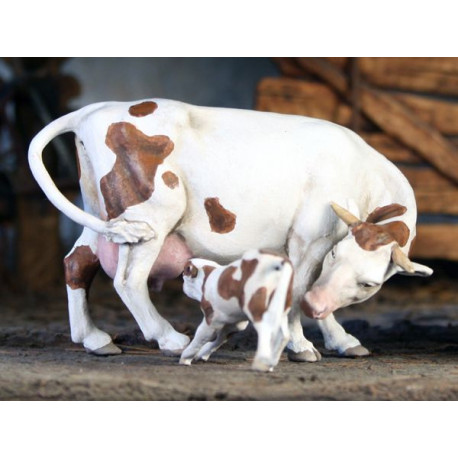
[180,250,293,372]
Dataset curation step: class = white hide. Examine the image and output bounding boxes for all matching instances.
[28,98,431,358]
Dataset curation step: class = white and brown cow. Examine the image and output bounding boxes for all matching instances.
[180,250,293,371]
[28,99,432,360]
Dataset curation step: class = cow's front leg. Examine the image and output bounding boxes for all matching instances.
[317,314,370,357]
[286,303,322,362]
[114,238,190,355]
[64,228,121,355]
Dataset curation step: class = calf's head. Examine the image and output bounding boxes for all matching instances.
[182,259,219,302]
[302,202,433,320]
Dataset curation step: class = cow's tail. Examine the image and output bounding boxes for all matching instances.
[28,107,155,244]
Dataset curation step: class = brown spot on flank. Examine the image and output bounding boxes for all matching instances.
[217,258,258,307]
[204,197,236,234]
[101,122,174,219]
[162,171,179,189]
[64,245,100,291]
[352,221,410,251]
[128,101,158,117]
[248,287,268,322]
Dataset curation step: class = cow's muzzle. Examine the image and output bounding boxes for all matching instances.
[301,290,333,320]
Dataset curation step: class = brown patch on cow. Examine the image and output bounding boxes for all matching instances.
[162,171,179,189]
[217,258,259,306]
[352,221,410,251]
[64,245,100,291]
[366,204,407,224]
[248,287,268,322]
[101,122,174,219]
[204,197,237,234]
[128,101,158,117]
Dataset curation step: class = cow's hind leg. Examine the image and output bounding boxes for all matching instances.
[114,238,190,356]
[64,228,121,355]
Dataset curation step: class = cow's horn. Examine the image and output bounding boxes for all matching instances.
[392,244,415,273]
[330,202,361,226]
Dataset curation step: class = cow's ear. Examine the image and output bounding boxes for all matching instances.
[397,261,433,277]
[390,245,433,277]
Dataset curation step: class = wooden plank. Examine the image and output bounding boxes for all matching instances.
[17,196,63,291]
[359,57,458,96]
[411,224,458,260]
[394,93,458,136]
[256,77,353,125]
[294,57,458,184]
[398,166,458,214]
[361,87,458,184]
[361,133,422,164]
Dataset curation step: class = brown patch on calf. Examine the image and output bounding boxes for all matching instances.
[248,287,268,322]
[128,101,158,117]
[201,265,216,324]
[64,245,100,291]
[204,197,237,234]
[101,122,174,219]
[352,221,410,251]
[366,204,407,224]
[162,171,179,189]
[267,267,294,311]
[217,259,258,306]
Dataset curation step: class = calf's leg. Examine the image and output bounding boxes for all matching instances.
[179,319,220,365]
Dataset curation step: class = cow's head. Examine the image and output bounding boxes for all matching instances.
[302,202,433,320]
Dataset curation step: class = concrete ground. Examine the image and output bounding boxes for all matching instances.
[1,264,457,401]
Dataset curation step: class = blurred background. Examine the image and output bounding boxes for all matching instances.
[0,57,457,294]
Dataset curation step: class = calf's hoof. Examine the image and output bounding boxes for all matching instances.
[179,357,192,366]
[287,347,322,363]
[341,345,370,358]
[86,342,122,356]
[251,359,274,372]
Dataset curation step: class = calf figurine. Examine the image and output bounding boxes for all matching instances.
[180,250,294,371]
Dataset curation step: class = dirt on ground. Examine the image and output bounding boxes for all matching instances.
[1,261,457,401]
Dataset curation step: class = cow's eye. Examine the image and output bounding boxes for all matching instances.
[359,281,378,288]
[331,247,336,259]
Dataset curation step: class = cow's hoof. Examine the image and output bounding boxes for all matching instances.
[159,333,190,356]
[86,342,122,356]
[341,345,370,358]
[287,348,322,363]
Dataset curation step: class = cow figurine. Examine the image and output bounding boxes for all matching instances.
[180,249,293,371]
[28,98,433,360]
